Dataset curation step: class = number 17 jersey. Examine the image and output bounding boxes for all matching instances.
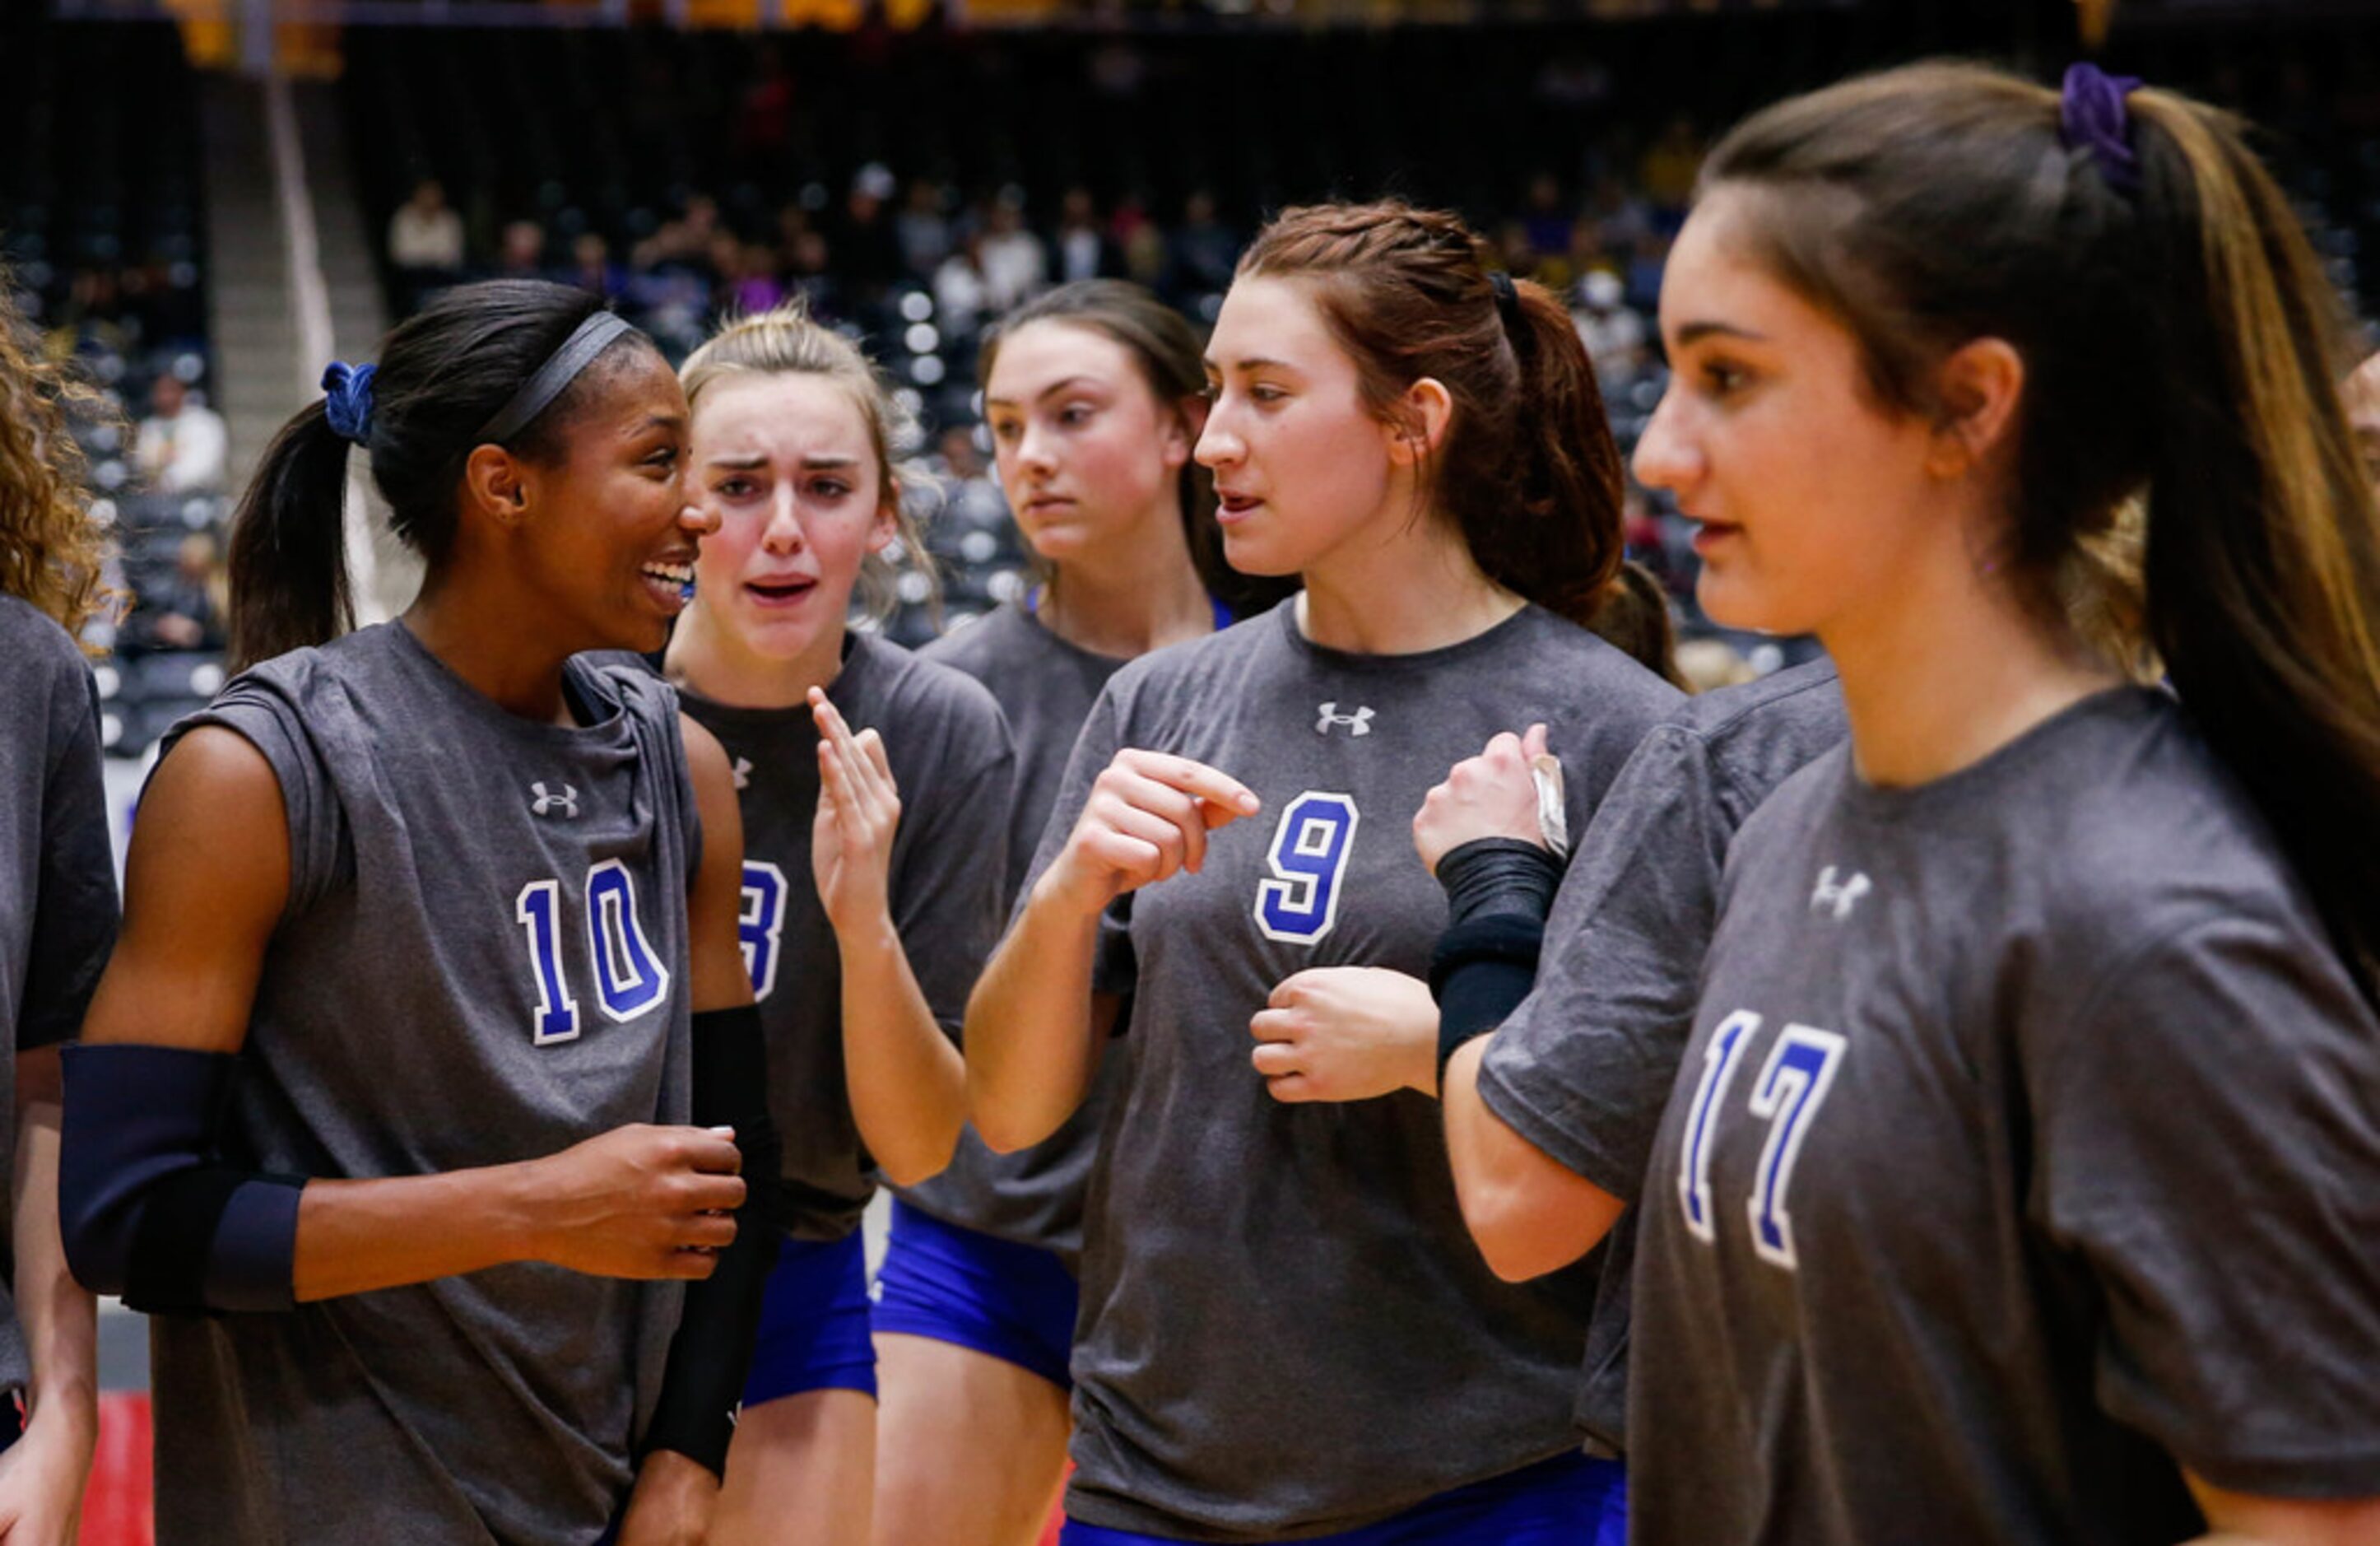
[1028,602,1680,1540]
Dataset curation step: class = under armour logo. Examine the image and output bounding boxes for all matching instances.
[529,782,580,818]
[1810,865,1871,920]
[1316,702,1374,737]
[732,757,752,791]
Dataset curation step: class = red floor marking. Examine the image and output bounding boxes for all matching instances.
[79,1392,152,1546]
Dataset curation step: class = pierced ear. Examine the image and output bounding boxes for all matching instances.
[463,445,532,527]
[1386,378,1455,469]
[1927,338,2024,480]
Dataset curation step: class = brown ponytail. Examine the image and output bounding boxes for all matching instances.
[1703,61,2380,994]
[1239,203,1663,668]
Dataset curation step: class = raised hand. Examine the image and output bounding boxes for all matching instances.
[809,688,901,936]
[1412,723,1553,877]
[522,1125,744,1280]
[1035,749,1260,918]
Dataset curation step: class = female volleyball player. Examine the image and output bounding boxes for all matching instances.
[656,305,1013,1546]
[1623,63,2380,1543]
[965,203,1680,1544]
[876,279,1291,1546]
[0,286,109,1544]
[59,281,774,1545]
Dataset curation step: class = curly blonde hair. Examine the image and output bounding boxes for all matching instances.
[0,279,116,639]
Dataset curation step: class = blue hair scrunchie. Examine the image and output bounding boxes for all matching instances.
[2061,62,2144,194]
[320,361,376,446]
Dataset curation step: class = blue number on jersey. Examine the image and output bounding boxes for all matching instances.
[1253,792,1360,945]
[514,878,581,1045]
[1745,1025,1848,1270]
[1676,1011,1849,1270]
[585,859,672,1022]
[1676,1010,1759,1241]
[739,860,789,1003]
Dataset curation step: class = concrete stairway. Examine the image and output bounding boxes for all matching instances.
[200,72,412,622]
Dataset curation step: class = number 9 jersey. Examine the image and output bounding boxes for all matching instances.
[1026,603,1680,1541]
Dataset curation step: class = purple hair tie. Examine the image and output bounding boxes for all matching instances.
[2061,62,2145,194]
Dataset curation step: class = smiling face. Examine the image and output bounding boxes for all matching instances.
[1195,275,1402,579]
[686,370,895,664]
[983,319,1194,567]
[511,343,709,655]
[1631,189,1945,638]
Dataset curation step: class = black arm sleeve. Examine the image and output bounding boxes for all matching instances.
[639,1003,779,1478]
[1426,839,1560,1078]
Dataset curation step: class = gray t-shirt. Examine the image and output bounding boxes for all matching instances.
[672,631,1013,1241]
[1632,687,2380,1545]
[1476,659,1845,1455]
[151,622,699,1546]
[903,603,1133,1260]
[0,595,119,1393]
[1030,603,1680,1539]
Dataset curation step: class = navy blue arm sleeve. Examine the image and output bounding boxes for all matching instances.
[639,1003,779,1478]
[58,1043,304,1315]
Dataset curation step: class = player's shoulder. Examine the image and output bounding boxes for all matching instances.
[2039,689,2308,931]
[917,602,1040,679]
[1666,659,1851,822]
[0,591,89,684]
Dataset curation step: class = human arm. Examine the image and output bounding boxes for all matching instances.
[809,692,978,1187]
[618,717,771,1541]
[965,723,1257,1153]
[2185,1480,2380,1546]
[0,1051,99,1546]
[63,727,745,1308]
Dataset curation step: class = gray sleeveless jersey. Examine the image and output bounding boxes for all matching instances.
[151,622,697,1546]
[902,603,1130,1263]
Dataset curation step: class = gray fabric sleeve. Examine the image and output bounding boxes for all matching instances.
[22,662,119,1050]
[1474,723,1727,1200]
[2030,906,2380,1496]
[1014,682,1137,1001]
[893,738,1017,1041]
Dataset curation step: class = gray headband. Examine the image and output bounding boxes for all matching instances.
[476,311,635,445]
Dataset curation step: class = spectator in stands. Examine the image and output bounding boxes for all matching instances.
[934,232,993,341]
[1521,172,1573,265]
[387,179,465,310]
[932,422,1007,531]
[119,530,226,656]
[897,179,955,281]
[495,219,550,282]
[785,228,839,318]
[635,193,723,274]
[1166,189,1238,300]
[565,232,626,303]
[1052,187,1116,285]
[1637,113,1704,213]
[134,373,228,496]
[837,166,904,296]
[1572,268,1648,393]
[978,194,1048,314]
